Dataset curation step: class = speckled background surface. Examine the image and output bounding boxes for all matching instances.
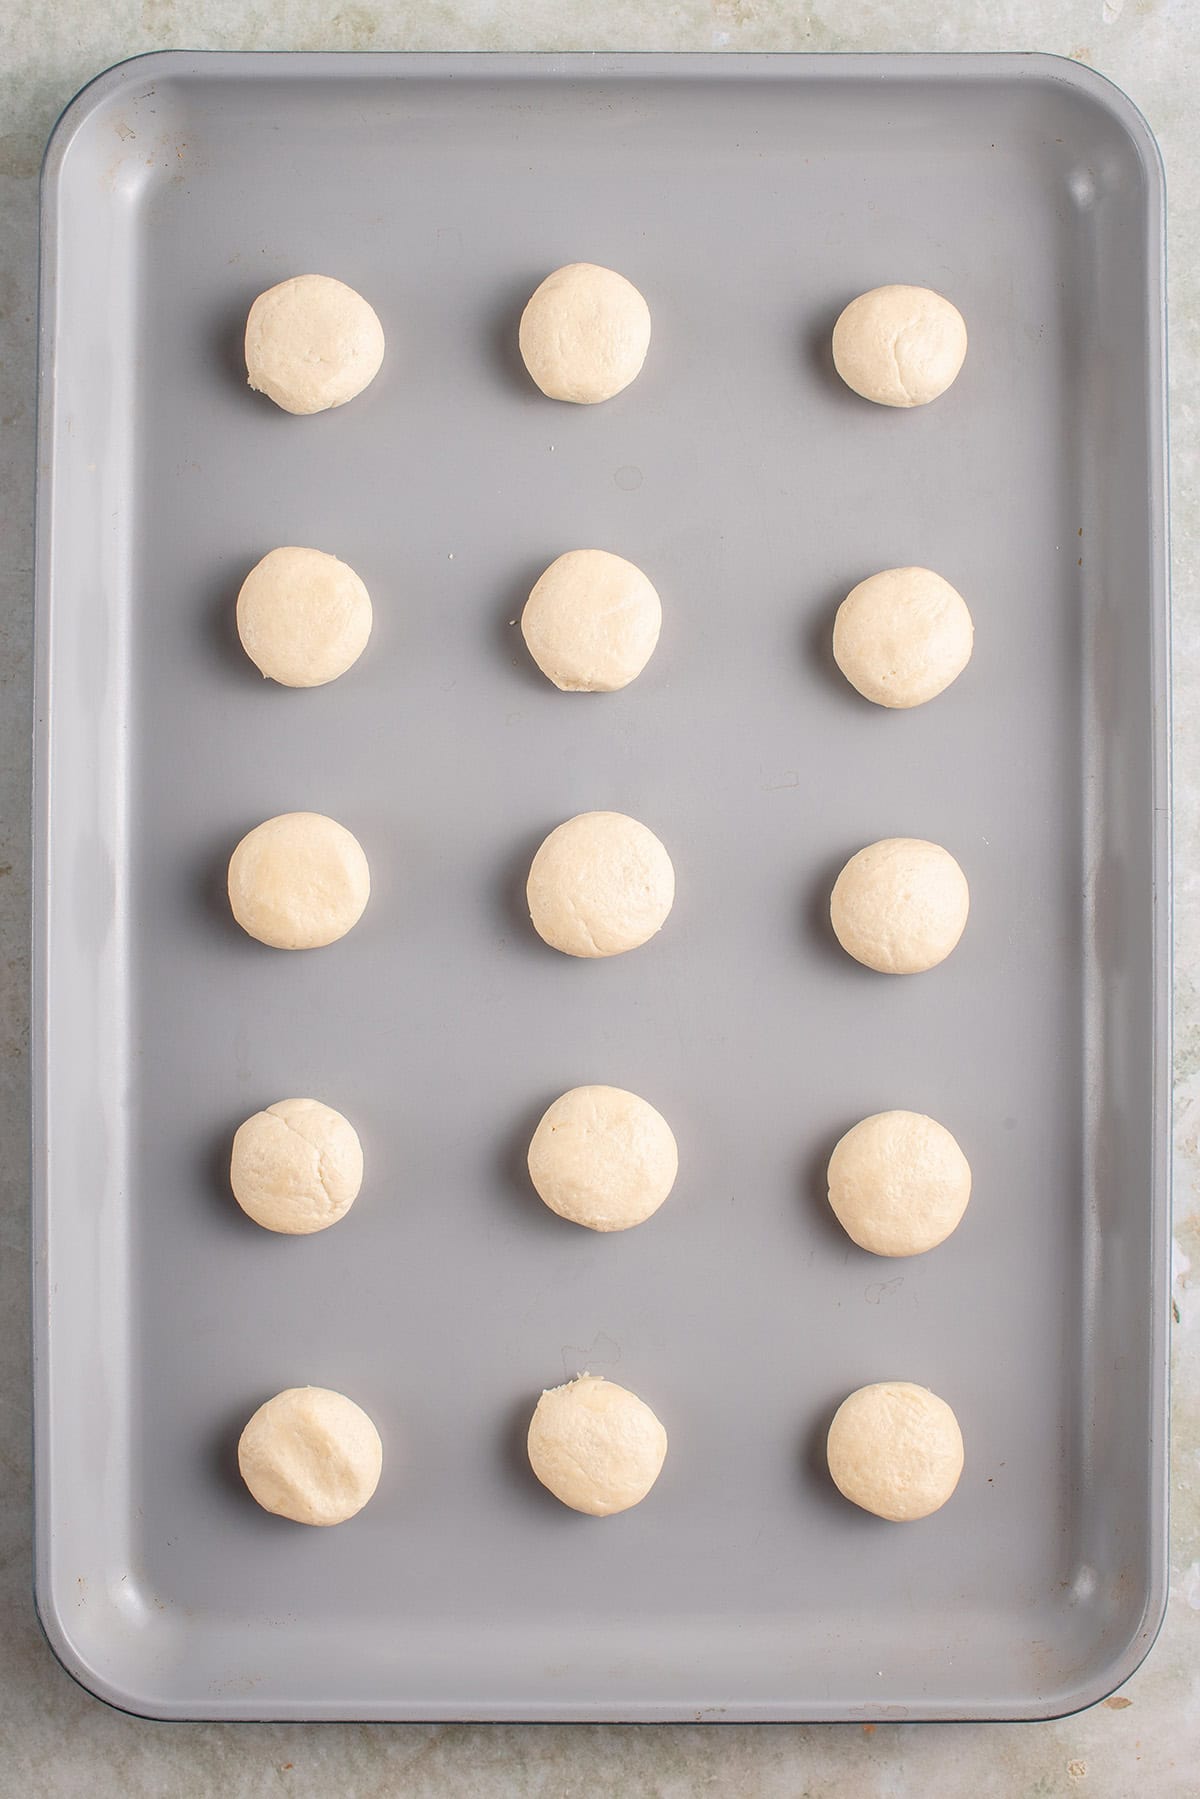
[1,3,1195,1793]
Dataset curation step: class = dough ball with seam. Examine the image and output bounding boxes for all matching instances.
[244,274,384,415]
[527,1374,668,1515]
[527,811,674,958]
[228,811,370,950]
[826,1381,964,1521]
[237,546,373,688]
[830,837,968,974]
[238,1385,383,1525]
[522,549,661,692]
[528,1085,678,1231]
[833,566,973,708]
[827,1110,971,1256]
[231,1097,364,1234]
[832,285,967,407]
[519,263,651,403]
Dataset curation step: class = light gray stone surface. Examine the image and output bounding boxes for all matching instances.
[1,3,1195,1793]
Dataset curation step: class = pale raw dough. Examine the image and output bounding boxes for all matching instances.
[231,1097,364,1235]
[828,1110,971,1257]
[527,1085,678,1231]
[237,547,373,688]
[527,1374,668,1515]
[519,263,651,404]
[831,838,968,974]
[244,274,385,415]
[228,812,370,950]
[833,567,973,709]
[527,811,675,958]
[832,285,967,407]
[826,1381,964,1521]
[238,1386,382,1525]
[522,550,662,692]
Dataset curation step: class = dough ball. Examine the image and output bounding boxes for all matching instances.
[237,546,373,688]
[231,1097,364,1235]
[238,1386,382,1526]
[527,811,675,958]
[830,838,968,975]
[228,812,370,950]
[522,550,662,693]
[832,285,967,408]
[833,567,973,709]
[519,263,651,404]
[528,1085,678,1231]
[527,1374,667,1515]
[826,1381,964,1521]
[828,1110,971,1256]
[244,274,385,415]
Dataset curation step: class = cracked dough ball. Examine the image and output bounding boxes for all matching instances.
[528,1085,678,1231]
[527,1374,668,1515]
[238,1386,382,1526]
[828,1110,971,1256]
[237,546,373,688]
[519,263,651,403]
[231,1097,363,1234]
[826,1381,964,1521]
[832,285,967,407]
[833,567,973,709]
[228,811,370,950]
[831,838,968,974]
[522,549,661,692]
[527,811,675,958]
[245,274,385,415]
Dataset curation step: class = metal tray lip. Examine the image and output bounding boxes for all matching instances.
[28,45,1177,191]
[31,46,1171,1725]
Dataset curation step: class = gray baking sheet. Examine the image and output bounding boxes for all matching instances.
[33,51,1170,1721]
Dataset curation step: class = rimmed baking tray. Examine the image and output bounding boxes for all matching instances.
[33,51,1169,1721]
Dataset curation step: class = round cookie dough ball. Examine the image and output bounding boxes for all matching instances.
[826,1381,964,1521]
[526,811,675,958]
[519,263,651,404]
[832,285,967,408]
[237,546,373,688]
[828,1110,971,1256]
[231,1097,364,1235]
[238,1386,383,1525]
[228,811,370,950]
[244,274,385,415]
[833,567,973,709]
[527,1374,668,1515]
[522,549,662,693]
[830,838,968,975]
[528,1085,678,1231]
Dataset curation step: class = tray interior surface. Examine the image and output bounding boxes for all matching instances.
[34,52,1167,1720]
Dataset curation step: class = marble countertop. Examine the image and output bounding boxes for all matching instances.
[1,4,1196,1792]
